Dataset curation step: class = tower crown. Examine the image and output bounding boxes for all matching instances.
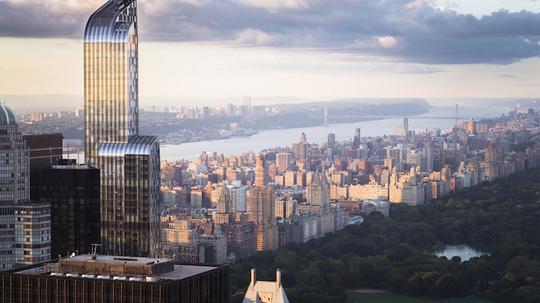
[0,105,17,125]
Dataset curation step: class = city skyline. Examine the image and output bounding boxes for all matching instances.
[1,0,540,101]
[1,1,540,302]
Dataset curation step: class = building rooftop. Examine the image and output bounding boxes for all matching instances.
[63,254,171,265]
[99,135,158,157]
[243,269,289,303]
[50,164,95,170]
[12,254,220,283]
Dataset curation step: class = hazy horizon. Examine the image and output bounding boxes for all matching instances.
[2,94,538,114]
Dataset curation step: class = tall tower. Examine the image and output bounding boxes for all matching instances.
[403,118,409,139]
[294,133,308,162]
[254,154,268,187]
[84,0,161,257]
[353,128,361,148]
[247,186,277,251]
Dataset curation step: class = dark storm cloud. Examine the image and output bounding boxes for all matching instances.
[1,0,539,64]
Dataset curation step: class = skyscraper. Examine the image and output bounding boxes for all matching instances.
[0,105,51,270]
[41,164,100,258]
[353,128,361,148]
[254,154,268,187]
[247,187,277,251]
[84,0,161,257]
[403,118,410,139]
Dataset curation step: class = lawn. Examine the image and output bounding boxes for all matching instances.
[347,293,494,303]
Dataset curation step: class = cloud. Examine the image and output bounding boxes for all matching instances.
[0,0,540,64]
[405,0,434,9]
[234,28,275,45]
[377,36,399,48]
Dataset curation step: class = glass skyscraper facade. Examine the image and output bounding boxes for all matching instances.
[84,0,161,257]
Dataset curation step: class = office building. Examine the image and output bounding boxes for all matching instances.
[40,164,100,258]
[84,0,161,257]
[0,255,229,303]
[0,105,51,270]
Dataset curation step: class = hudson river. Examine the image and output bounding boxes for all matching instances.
[161,105,508,161]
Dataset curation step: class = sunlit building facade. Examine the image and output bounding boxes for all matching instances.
[84,0,161,257]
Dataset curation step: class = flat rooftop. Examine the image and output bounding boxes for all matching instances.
[13,255,219,283]
[50,164,94,170]
[64,255,171,265]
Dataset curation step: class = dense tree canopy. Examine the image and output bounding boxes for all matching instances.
[231,169,540,303]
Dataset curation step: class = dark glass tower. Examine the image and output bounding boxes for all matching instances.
[40,164,100,258]
[84,0,161,257]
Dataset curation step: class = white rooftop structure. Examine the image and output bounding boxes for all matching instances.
[243,268,290,303]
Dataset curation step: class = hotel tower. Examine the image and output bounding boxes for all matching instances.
[84,0,161,257]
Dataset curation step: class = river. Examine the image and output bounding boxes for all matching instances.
[160,105,509,161]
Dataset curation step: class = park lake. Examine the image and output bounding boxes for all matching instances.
[435,245,488,262]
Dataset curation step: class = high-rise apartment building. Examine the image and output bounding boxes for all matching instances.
[306,174,331,209]
[485,141,498,163]
[247,187,278,251]
[276,152,291,173]
[84,0,161,257]
[247,187,275,225]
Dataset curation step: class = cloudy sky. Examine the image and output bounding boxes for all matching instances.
[0,0,539,103]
